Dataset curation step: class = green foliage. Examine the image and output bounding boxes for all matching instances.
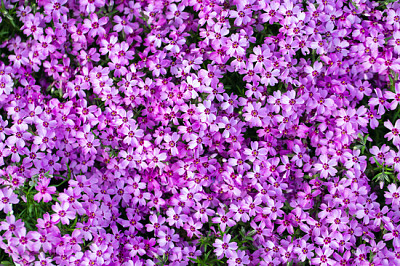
[0,0,23,48]
[186,222,259,265]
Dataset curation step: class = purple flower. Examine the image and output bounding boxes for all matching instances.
[385,184,400,206]
[314,155,338,179]
[51,202,76,225]
[83,13,108,38]
[227,250,250,266]
[325,209,349,232]
[212,207,236,232]
[183,217,202,238]
[166,206,188,228]
[157,228,179,249]
[34,178,56,203]
[384,119,400,146]
[294,239,314,262]
[193,201,215,223]
[311,248,335,266]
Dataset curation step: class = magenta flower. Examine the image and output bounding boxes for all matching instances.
[157,228,180,249]
[113,15,134,34]
[227,250,250,266]
[243,102,266,127]
[121,121,144,146]
[0,188,18,214]
[166,3,189,25]
[193,201,215,223]
[384,119,400,146]
[226,33,247,57]
[314,155,338,179]
[0,74,13,95]
[51,202,76,225]
[8,49,29,69]
[148,148,167,171]
[0,215,24,239]
[77,133,100,155]
[230,8,252,26]
[213,233,238,259]
[311,248,335,266]
[34,178,56,203]
[369,88,389,115]
[383,223,400,247]
[385,184,400,206]
[244,141,267,161]
[212,207,236,232]
[385,83,400,110]
[166,206,188,228]
[83,13,108,38]
[304,61,323,79]
[145,214,166,233]
[80,0,105,13]
[294,239,314,262]
[183,217,202,238]
[261,66,280,86]
[325,209,349,232]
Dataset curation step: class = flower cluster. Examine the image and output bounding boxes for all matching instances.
[0,0,400,265]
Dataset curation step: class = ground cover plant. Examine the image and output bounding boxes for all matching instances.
[0,0,400,265]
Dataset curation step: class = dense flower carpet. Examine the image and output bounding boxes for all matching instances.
[0,0,400,265]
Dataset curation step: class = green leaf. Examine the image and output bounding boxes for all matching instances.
[0,0,5,13]
[204,250,212,260]
[0,261,14,266]
[385,36,393,42]
[245,236,254,242]
[373,157,382,167]
[247,230,257,237]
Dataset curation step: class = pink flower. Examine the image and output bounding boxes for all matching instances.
[145,214,167,233]
[212,207,236,232]
[157,228,180,249]
[244,141,267,161]
[51,202,76,225]
[163,132,180,156]
[0,189,19,214]
[261,66,280,86]
[325,209,349,232]
[183,218,202,238]
[0,74,13,95]
[226,33,247,57]
[304,61,323,79]
[113,15,134,34]
[22,14,43,38]
[385,184,400,206]
[311,248,335,266]
[166,3,189,25]
[243,102,266,127]
[166,206,188,228]
[148,148,167,171]
[230,8,252,26]
[294,240,314,262]
[384,119,400,146]
[385,83,400,110]
[213,234,238,259]
[83,13,108,38]
[227,250,250,266]
[383,223,400,247]
[34,178,56,203]
[314,155,338,179]
[8,49,29,68]
[80,0,105,14]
